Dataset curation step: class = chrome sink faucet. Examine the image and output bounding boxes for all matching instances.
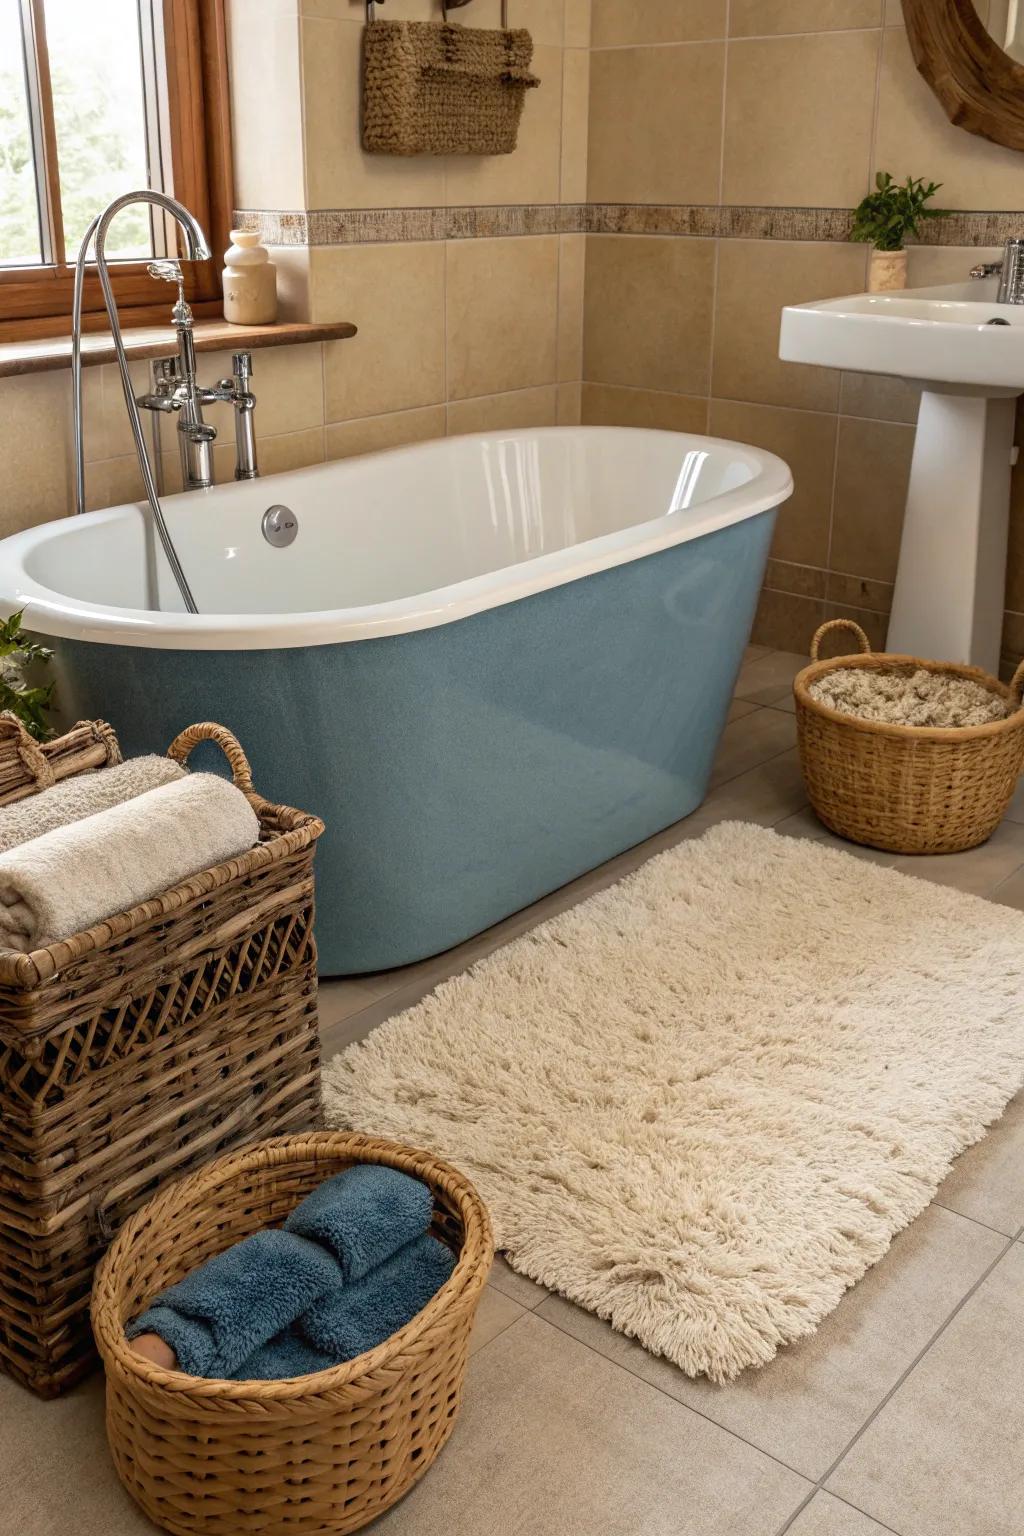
[137,260,259,488]
[970,237,1024,303]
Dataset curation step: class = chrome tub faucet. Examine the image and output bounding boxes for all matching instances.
[137,260,259,487]
[970,238,1024,304]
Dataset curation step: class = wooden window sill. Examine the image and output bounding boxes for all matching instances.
[0,319,357,380]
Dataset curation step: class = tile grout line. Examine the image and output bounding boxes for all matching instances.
[526,1305,816,1488]
[772,1225,1024,1536]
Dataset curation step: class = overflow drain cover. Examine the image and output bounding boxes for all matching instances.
[262,505,298,547]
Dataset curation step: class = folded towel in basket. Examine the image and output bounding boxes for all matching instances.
[0,754,184,855]
[229,1329,335,1382]
[297,1233,456,1362]
[0,772,260,952]
[128,1230,342,1378]
[284,1163,434,1284]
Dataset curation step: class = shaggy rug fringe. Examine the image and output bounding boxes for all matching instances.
[323,822,1024,1382]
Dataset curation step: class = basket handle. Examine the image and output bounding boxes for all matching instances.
[166,723,255,794]
[810,619,871,662]
[1010,658,1024,704]
[0,712,56,791]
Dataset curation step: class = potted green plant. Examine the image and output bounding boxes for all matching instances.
[0,611,55,739]
[851,172,947,293]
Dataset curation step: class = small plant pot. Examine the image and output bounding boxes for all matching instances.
[868,248,907,293]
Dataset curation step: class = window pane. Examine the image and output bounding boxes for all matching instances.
[44,0,153,263]
[0,0,43,267]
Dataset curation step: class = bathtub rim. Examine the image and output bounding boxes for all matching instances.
[0,426,792,651]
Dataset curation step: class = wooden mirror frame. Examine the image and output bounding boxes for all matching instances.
[903,0,1024,152]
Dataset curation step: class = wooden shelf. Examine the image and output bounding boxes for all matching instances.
[0,319,357,379]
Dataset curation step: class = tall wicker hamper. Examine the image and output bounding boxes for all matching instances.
[0,718,324,1399]
[92,1132,494,1536]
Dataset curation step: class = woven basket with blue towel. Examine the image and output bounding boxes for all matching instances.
[92,1130,494,1536]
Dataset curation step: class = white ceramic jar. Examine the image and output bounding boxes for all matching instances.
[222,229,278,325]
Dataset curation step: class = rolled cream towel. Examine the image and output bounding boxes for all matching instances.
[0,773,260,953]
[0,755,184,856]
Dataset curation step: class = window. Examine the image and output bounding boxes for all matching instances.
[0,0,232,339]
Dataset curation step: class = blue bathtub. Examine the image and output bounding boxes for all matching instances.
[4,427,790,973]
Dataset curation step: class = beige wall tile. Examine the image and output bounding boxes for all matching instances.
[257,427,326,475]
[587,44,724,205]
[906,245,1001,288]
[557,234,585,382]
[444,45,562,206]
[447,386,558,434]
[723,32,880,207]
[0,373,71,533]
[508,0,565,47]
[564,0,591,47]
[830,416,914,583]
[324,405,446,459]
[83,455,146,514]
[581,383,708,432]
[591,0,726,46]
[827,570,893,614]
[752,586,826,652]
[269,247,312,323]
[839,371,920,426]
[712,240,867,412]
[709,399,836,567]
[729,0,882,34]
[557,381,582,422]
[246,344,325,436]
[875,27,1024,210]
[317,242,445,419]
[584,235,715,394]
[560,46,589,203]
[227,7,305,208]
[764,559,827,599]
[446,236,560,399]
[301,16,445,209]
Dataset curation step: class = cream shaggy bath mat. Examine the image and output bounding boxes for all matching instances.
[323,822,1024,1382]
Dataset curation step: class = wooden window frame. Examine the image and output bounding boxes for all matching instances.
[0,0,233,342]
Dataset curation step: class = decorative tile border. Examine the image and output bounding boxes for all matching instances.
[235,202,1020,248]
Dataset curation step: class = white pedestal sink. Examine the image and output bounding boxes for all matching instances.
[779,279,1021,674]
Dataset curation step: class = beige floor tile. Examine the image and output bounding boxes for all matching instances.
[1001,773,1024,822]
[774,807,897,866]
[734,648,806,706]
[372,1314,811,1534]
[744,644,774,663]
[469,1287,526,1355]
[0,1374,153,1535]
[935,1090,1024,1236]
[728,698,761,723]
[786,1491,894,1536]
[537,1205,1003,1481]
[488,1254,551,1311]
[888,818,1024,897]
[694,747,809,830]
[709,706,798,788]
[827,1241,1024,1536]
[993,864,1024,910]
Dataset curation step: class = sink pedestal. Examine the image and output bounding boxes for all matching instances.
[886,390,1017,675]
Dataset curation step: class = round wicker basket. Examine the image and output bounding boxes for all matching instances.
[91,1131,494,1536]
[794,619,1024,855]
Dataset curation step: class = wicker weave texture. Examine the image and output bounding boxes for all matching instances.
[795,621,1024,854]
[92,1132,494,1536]
[0,721,324,1398]
[363,20,539,156]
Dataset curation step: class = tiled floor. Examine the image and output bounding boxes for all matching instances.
[6,648,1024,1536]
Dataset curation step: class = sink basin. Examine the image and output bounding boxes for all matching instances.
[780,278,1024,393]
[779,278,1021,674]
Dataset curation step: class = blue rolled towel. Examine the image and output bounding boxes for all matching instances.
[127,1229,341,1378]
[284,1163,434,1284]
[297,1233,456,1362]
[230,1329,335,1382]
